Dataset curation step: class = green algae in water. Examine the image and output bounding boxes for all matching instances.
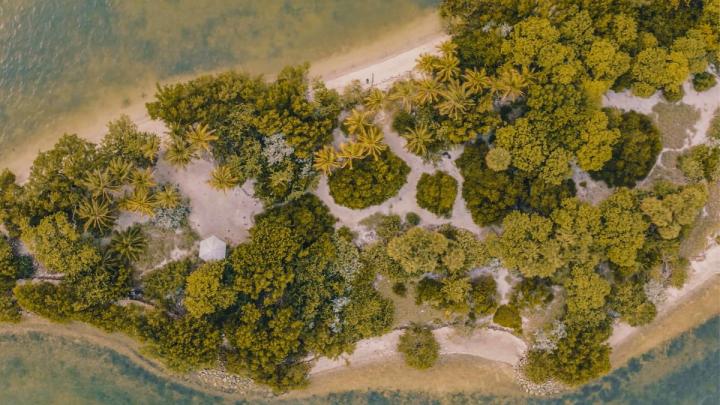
[0,332,223,405]
[1,318,717,404]
[0,0,438,150]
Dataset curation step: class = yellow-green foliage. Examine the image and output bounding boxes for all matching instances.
[416,171,458,218]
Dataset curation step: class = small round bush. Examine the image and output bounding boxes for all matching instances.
[662,85,684,102]
[692,72,717,92]
[493,304,522,332]
[397,324,439,369]
[405,212,421,226]
[392,282,408,297]
[328,150,410,209]
[416,171,458,218]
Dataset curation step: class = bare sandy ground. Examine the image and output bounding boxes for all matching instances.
[310,326,526,375]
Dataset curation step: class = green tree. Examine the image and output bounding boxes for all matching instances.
[678,145,720,182]
[387,227,449,276]
[492,211,562,278]
[328,150,409,209]
[109,226,148,263]
[397,324,439,369]
[456,143,524,226]
[590,110,662,188]
[99,115,160,167]
[485,147,511,171]
[21,213,101,276]
[184,261,236,318]
[415,171,458,218]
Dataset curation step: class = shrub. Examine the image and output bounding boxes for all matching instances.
[678,145,720,182]
[328,150,410,209]
[0,294,21,323]
[590,110,662,187]
[692,72,717,92]
[416,171,458,218]
[493,305,522,332]
[470,275,497,316]
[710,109,720,141]
[392,110,416,134]
[397,324,440,369]
[405,212,421,226]
[392,282,408,297]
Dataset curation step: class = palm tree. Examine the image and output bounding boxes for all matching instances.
[76,197,116,233]
[415,53,438,76]
[435,54,460,83]
[81,168,120,200]
[110,226,147,263]
[313,145,341,175]
[364,88,386,112]
[403,124,432,156]
[131,167,156,190]
[141,136,161,163]
[357,126,387,160]
[164,137,197,168]
[414,77,443,105]
[438,40,458,58]
[187,123,218,152]
[463,68,492,95]
[344,108,375,136]
[208,165,240,191]
[107,157,134,184]
[338,142,366,169]
[494,66,529,102]
[438,80,472,120]
[154,184,181,209]
[121,187,156,216]
[389,80,416,113]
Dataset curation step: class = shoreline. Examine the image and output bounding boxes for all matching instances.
[0,12,445,183]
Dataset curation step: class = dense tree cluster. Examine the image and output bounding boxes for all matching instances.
[415,171,458,217]
[147,65,342,204]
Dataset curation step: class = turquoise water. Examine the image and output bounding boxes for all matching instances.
[0,0,437,156]
[1,317,718,404]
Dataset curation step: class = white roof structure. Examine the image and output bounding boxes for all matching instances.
[199,235,227,261]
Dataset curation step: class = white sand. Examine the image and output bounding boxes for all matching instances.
[310,326,526,375]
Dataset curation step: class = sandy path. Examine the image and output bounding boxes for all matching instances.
[310,326,526,375]
[314,119,484,236]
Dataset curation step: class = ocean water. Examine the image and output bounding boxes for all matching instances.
[0,0,437,153]
[1,316,718,404]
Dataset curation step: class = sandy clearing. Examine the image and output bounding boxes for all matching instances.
[310,326,526,375]
[154,158,264,244]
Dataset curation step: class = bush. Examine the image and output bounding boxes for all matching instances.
[456,143,525,226]
[392,282,408,297]
[678,145,720,182]
[710,109,720,141]
[470,275,497,316]
[329,150,410,209]
[493,305,522,332]
[590,110,662,187]
[0,294,21,323]
[392,110,416,134]
[397,324,440,370]
[692,72,717,92]
[416,171,458,218]
[405,212,421,226]
[662,85,684,102]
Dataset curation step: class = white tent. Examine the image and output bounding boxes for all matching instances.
[199,235,227,261]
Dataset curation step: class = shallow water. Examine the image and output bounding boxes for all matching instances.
[0,316,718,404]
[0,0,437,151]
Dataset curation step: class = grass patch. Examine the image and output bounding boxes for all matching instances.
[652,102,701,149]
[376,277,446,328]
[134,224,199,273]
